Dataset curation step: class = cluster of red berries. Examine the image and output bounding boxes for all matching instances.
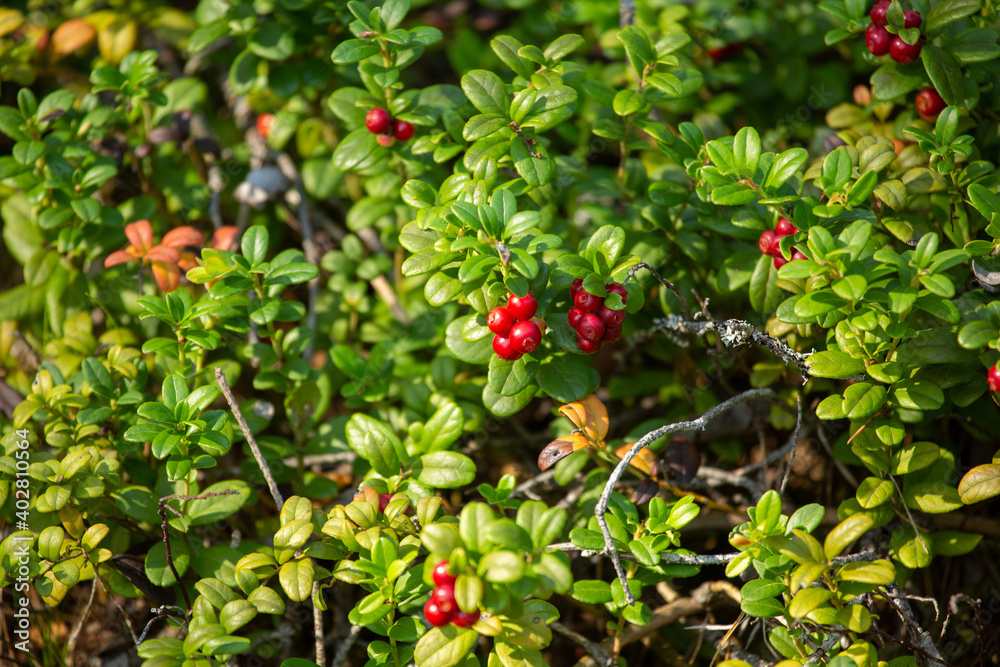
[759,218,807,269]
[424,561,480,628]
[865,1,921,64]
[365,108,414,148]
[488,293,544,361]
[915,87,946,121]
[567,280,626,354]
[988,364,1000,393]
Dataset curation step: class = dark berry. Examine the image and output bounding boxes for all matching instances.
[989,364,1000,393]
[574,290,602,313]
[493,335,522,361]
[570,278,584,298]
[903,10,922,28]
[507,292,538,320]
[393,120,415,141]
[598,305,625,328]
[576,336,601,354]
[256,114,274,139]
[890,36,921,64]
[452,609,481,627]
[487,307,514,336]
[432,561,456,586]
[577,313,606,341]
[366,108,391,134]
[759,230,778,256]
[603,325,622,343]
[915,87,946,120]
[865,24,891,56]
[870,0,890,26]
[378,494,392,512]
[775,218,798,237]
[377,134,395,147]
[424,599,452,627]
[567,307,585,330]
[510,320,542,354]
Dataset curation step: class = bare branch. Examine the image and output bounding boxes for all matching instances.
[215,366,285,509]
[880,583,951,667]
[552,622,616,667]
[330,624,362,667]
[625,262,694,320]
[594,388,775,604]
[779,388,804,494]
[313,581,326,667]
[276,153,320,359]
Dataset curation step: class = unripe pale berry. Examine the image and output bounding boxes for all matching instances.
[377,134,395,147]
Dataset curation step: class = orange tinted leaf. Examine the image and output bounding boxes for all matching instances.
[125,220,154,254]
[537,433,592,471]
[558,394,609,443]
[104,249,137,268]
[212,226,239,251]
[151,262,180,292]
[51,18,96,60]
[144,245,180,264]
[162,226,204,248]
[614,443,656,476]
[177,251,199,272]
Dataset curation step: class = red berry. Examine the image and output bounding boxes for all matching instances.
[790,250,807,262]
[378,494,392,512]
[394,120,415,142]
[530,316,547,336]
[570,278,584,298]
[989,365,1000,393]
[577,313,606,342]
[424,598,452,627]
[603,325,622,343]
[432,561,456,586]
[574,290,602,313]
[256,113,274,139]
[487,307,514,336]
[452,609,481,627]
[598,305,625,328]
[567,307,585,330]
[510,320,542,354]
[775,218,798,237]
[870,0,890,26]
[605,283,628,302]
[492,335,523,361]
[576,336,601,354]
[890,36,921,64]
[507,292,538,320]
[377,134,395,147]
[431,583,457,613]
[903,10,922,28]
[773,255,788,270]
[759,230,778,256]
[915,87,946,120]
[865,24,891,55]
[366,108,391,134]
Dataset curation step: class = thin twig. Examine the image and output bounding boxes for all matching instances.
[625,262,694,320]
[215,366,285,508]
[330,625,362,667]
[313,581,326,667]
[779,389,804,494]
[276,153,320,358]
[594,388,775,604]
[552,622,616,667]
[880,583,951,667]
[549,542,739,566]
[66,576,98,661]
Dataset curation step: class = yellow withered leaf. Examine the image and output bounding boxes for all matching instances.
[614,442,656,476]
[537,433,591,471]
[558,394,608,443]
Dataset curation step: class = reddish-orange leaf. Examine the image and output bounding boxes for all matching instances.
[144,244,180,264]
[211,226,239,252]
[104,249,137,268]
[162,226,203,248]
[558,394,609,443]
[124,220,153,254]
[150,262,180,292]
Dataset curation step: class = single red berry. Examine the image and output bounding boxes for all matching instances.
[365,108,391,134]
[790,250,807,262]
[775,218,798,237]
[603,325,622,343]
[890,36,921,64]
[530,316,547,336]
[432,561,456,587]
[424,598,452,627]
[706,43,743,62]
[431,583,457,613]
[989,364,1000,393]
[865,24,891,56]
[487,307,514,336]
[574,290,603,313]
[492,335,522,361]
[378,494,392,512]
[567,307,585,330]
[577,313,606,342]
[576,335,601,354]
[903,10,922,28]
[570,278,584,298]
[377,134,395,147]
[605,283,628,302]
[452,609,481,627]
[915,87,946,120]
[759,230,778,256]
[870,0,890,26]
[507,292,538,320]
[393,120,415,142]
[773,255,788,270]
[510,321,542,354]
[256,113,274,139]
[598,305,626,328]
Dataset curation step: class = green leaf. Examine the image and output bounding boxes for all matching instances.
[925,0,982,32]
[279,558,314,602]
[741,596,784,618]
[188,481,252,526]
[536,354,592,402]
[788,587,833,618]
[461,70,509,117]
[489,355,539,397]
[741,579,787,601]
[331,39,380,64]
[841,382,886,420]
[890,379,945,410]
[414,626,478,667]
[921,45,963,106]
[571,579,613,604]
[146,539,190,586]
[733,126,761,176]
[871,63,924,102]
[903,481,963,513]
[242,225,268,266]
[479,550,525,583]
[958,463,1000,504]
[510,137,553,187]
[764,148,807,191]
[414,451,477,488]
[837,605,872,632]
[808,350,865,378]
[824,514,873,561]
[250,22,294,60]
[856,477,894,508]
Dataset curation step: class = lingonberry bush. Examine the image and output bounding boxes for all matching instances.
[1,0,999,665]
